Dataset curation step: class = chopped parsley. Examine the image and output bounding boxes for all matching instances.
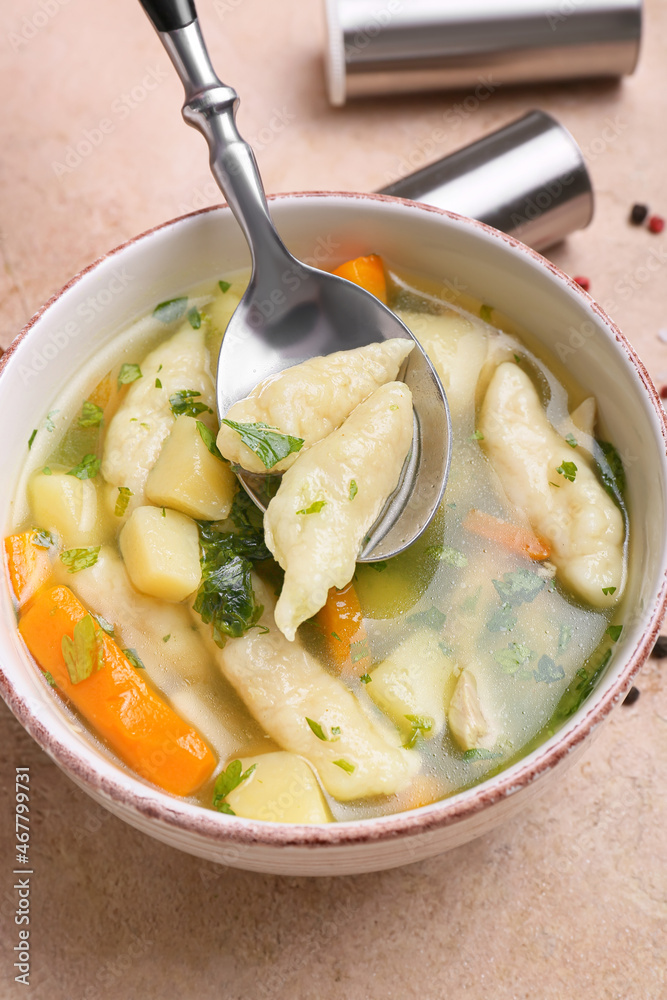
[196,420,224,460]
[193,520,266,645]
[480,304,493,323]
[155,378,162,389]
[558,624,572,652]
[297,500,327,516]
[368,561,388,572]
[114,486,133,517]
[606,624,622,642]
[463,748,501,761]
[42,467,52,475]
[470,430,484,441]
[426,544,468,567]
[228,490,272,561]
[162,634,171,643]
[360,673,372,684]
[487,603,517,633]
[404,714,433,749]
[407,607,447,631]
[153,296,188,324]
[533,654,565,684]
[67,454,101,480]
[221,419,304,469]
[333,759,355,774]
[218,280,231,293]
[123,648,145,670]
[556,461,577,482]
[43,671,57,688]
[602,586,616,596]
[492,569,545,607]
[92,614,115,636]
[349,479,358,501]
[494,642,532,674]
[61,615,103,685]
[212,760,256,815]
[31,529,54,549]
[305,717,328,741]
[60,547,100,573]
[565,433,578,449]
[552,648,612,725]
[187,306,202,329]
[117,363,142,387]
[513,354,522,364]
[45,410,58,432]
[594,440,626,499]
[350,640,370,663]
[169,389,213,418]
[78,400,104,428]
[331,631,341,641]
[28,429,37,450]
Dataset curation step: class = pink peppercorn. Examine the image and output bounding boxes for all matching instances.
[574,276,590,291]
[649,215,665,234]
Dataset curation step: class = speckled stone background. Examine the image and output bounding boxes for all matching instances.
[1,0,666,997]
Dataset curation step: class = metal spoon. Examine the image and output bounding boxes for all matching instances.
[138,0,451,561]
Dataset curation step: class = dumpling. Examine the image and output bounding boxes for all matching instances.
[264,381,414,640]
[216,339,413,473]
[479,363,624,606]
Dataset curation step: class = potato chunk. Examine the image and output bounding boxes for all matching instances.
[145,416,237,520]
[479,363,624,606]
[368,631,458,739]
[206,576,419,801]
[28,468,108,548]
[224,752,332,823]
[265,382,414,641]
[102,325,216,504]
[448,670,490,751]
[120,505,201,602]
[216,339,413,473]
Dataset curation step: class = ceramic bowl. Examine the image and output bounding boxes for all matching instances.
[1,193,666,876]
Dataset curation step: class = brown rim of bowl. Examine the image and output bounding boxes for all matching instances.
[1,191,666,850]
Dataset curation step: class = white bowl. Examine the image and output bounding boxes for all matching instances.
[1,193,666,876]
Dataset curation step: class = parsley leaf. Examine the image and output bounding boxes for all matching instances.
[404,714,433,748]
[187,306,202,329]
[153,297,188,324]
[43,671,57,688]
[533,654,565,684]
[494,642,532,674]
[218,280,231,293]
[360,673,372,684]
[463,748,501,761]
[602,586,616,596]
[78,400,104,428]
[492,569,545,606]
[594,440,626,499]
[558,624,572,652]
[92,614,115,636]
[169,389,213,418]
[470,430,484,441]
[31,529,55,549]
[67,454,101,480]
[306,717,328,741]
[28,429,37,449]
[193,523,265,644]
[333,759,355,774]
[61,615,103,685]
[155,378,162,389]
[350,640,370,663]
[552,648,612,725]
[487,603,517,633]
[369,561,388,572]
[228,490,271,561]
[565,433,578,448]
[45,410,58,432]
[426,544,468,567]
[60,547,100,573]
[196,420,224,460]
[606,624,622,642]
[557,461,577,482]
[221,419,304,469]
[297,500,327,516]
[480,304,493,323]
[349,479,358,500]
[212,760,256,814]
[117,363,142,387]
[123,648,145,670]
[406,607,447,630]
[114,486,133,517]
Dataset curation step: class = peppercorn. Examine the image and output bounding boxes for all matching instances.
[660,386,667,400]
[623,686,640,706]
[648,215,665,234]
[651,634,667,657]
[574,276,590,291]
[630,204,649,225]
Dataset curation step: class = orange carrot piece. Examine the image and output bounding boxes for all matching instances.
[463,509,550,561]
[333,254,387,304]
[4,531,53,609]
[19,586,216,796]
[316,582,371,677]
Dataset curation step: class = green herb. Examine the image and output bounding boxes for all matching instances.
[45,410,58,432]
[61,614,103,685]
[404,714,433,749]
[349,480,358,501]
[389,404,399,411]
[470,430,484,441]
[221,419,304,470]
[228,489,272,561]
[43,671,56,688]
[513,354,522,364]
[368,561,388,572]
[169,389,213,418]
[426,544,467,567]
[463,748,501,761]
[306,717,328,741]
[162,634,171,643]
[60,547,100,573]
[438,642,454,656]
[67,454,101,480]
[606,624,622,642]
[557,461,577,482]
[297,500,327,516]
[406,607,447,631]
[123,648,145,670]
[187,306,202,329]
[331,631,341,641]
[31,529,54,549]
[117,363,142,388]
[558,624,572,652]
[42,467,52,475]
[550,480,561,488]
[331,726,341,737]
[78,400,104,428]
[565,433,578,448]
[492,569,545,606]
[333,759,355,774]
[140,422,150,430]
[494,642,532,674]
[193,522,265,645]
[602,586,616,596]
[533,654,565,684]
[461,586,482,613]
[92,614,115,636]
[114,486,133,517]
[480,304,493,323]
[218,280,231,294]
[552,648,613,725]
[196,420,224,460]
[212,759,256,814]
[594,440,626,499]
[28,429,37,450]
[155,378,162,389]
[161,507,166,517]
[487,603,517,633]
[350,640,370,663]
[360,673,372,684]
[153,297,188,324]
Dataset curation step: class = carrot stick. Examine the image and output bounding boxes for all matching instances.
[316,582,371,678]
[4,531,53,609]
[19,586,216,796]
[463,509,550,561]
[333,254,387,304]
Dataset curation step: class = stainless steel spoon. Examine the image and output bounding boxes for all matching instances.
[138,0,451,561]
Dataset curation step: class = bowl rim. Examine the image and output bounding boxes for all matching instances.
[2,189,666,851]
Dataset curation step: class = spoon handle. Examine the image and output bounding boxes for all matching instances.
[138,0,284,267]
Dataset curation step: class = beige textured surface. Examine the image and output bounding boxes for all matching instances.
[0,0,666,996]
